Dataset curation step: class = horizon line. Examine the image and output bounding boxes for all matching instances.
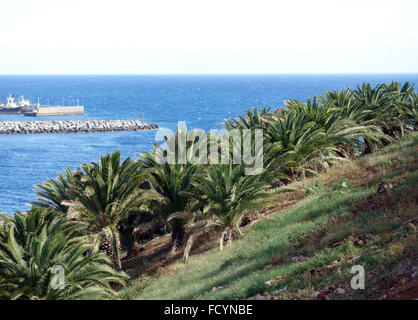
[1,72,418,76]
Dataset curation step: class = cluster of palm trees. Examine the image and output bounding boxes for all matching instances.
[0,81,416,299]
[0,209,128,299]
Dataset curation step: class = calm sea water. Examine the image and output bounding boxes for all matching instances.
[1,74,417,214]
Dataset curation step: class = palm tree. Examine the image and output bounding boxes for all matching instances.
[351,82,416,149]
[0,209,77,248]
[137,126,203,255]
[354,82,386,110]
[193,163,266,251]
[0,210,128,300]
[406,91,418,130]
[119,207,160,258]
[62,151,156,270]
[32,168,83,213]
[378,81,416,139]
[286,96,332,128]
[224,107,272,130]
[264,111,333,181]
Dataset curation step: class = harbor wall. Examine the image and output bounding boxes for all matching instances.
[0,120,158,134]
[24,106,85,117]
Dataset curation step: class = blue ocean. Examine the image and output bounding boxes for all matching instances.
[1,74,417,214]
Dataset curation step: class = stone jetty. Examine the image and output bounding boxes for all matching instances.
[0,120,158,135]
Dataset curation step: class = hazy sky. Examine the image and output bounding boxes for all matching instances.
[1,0,418,74]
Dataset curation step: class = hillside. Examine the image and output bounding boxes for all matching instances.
[120,133,418,300]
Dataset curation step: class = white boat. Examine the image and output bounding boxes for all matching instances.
[0,94,22,113]
[18,95,31,107]
[1,94,84,116]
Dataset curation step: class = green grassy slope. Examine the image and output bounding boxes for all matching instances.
[120,133,418,300]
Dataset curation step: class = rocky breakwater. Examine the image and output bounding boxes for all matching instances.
[0,120,159,134]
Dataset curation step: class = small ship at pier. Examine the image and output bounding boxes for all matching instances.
[0,94,84,117]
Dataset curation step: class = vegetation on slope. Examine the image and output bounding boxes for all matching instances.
[0,209,128,299]
[0,81,417,299]
[120,133,417,300]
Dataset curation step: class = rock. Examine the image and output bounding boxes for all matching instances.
[394,259,414,275]
[0,120,158,135]
[211,286,224,292]
[378,181,393,193]
[407,223,416,232]
[411,271,418,279]
[255,294,265,300]
[291,255,307,263]
[335,288,345,294]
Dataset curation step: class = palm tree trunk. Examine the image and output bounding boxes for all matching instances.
[99,236,117,268]
[183,235,195,264]
[170,227,185,256]
[288,171,296,182]
[219,230,226,252]
[321,161,329,173]
[227,228,233,247]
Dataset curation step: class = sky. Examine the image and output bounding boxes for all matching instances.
[1,0,418,74]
